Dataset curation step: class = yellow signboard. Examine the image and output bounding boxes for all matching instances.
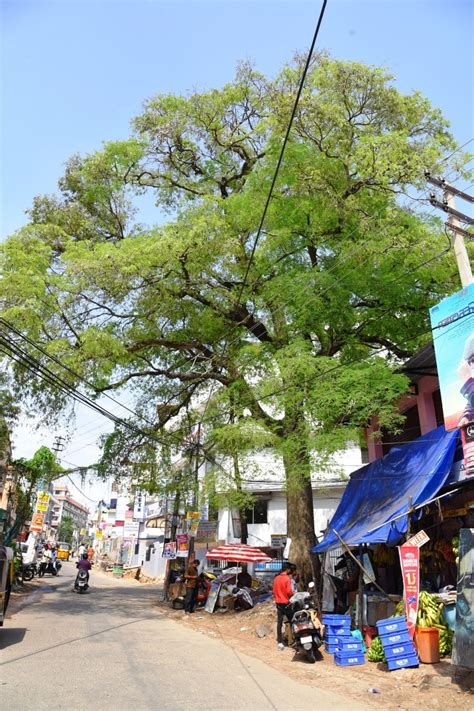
[95,530,103,539]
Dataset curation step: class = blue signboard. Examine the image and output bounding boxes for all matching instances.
[429,284,474,431]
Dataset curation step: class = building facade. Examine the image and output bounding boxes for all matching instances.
[52,485,89,538]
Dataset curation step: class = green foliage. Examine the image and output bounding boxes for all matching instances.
[0,54,472,565]
[57,514,74,544]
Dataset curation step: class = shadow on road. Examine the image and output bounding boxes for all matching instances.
[0,627,27,650]
[29,571,162,623]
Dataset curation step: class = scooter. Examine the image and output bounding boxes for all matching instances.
[38,559,62,577]
[171,571,215,609]
[286,583,323,664]
[74,569,89,594]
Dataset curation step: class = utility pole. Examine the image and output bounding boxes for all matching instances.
[426,171,473,287]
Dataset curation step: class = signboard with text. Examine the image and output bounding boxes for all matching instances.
[404,530,430,549]
[133,490,146,521]
[30,511,45,533]
[123,521,140,539]
[430,284,474,431]
[399,545,420,638]
[176,533,189,557]
[162,542,177,559]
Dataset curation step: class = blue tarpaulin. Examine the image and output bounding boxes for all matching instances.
[312,426,460,552]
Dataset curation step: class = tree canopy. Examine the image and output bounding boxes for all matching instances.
[1,55,471,577]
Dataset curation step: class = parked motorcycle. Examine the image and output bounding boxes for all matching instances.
[38,559,62,577]
[21,562,38,582]
[285,583,323,663]
[74,569,89,594]
[171,571,215,609]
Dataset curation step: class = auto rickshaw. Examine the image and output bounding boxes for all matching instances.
[57,542,70,561]
[0,545,14,626]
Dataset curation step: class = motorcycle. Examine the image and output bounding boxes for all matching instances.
[285,583,323,664]
[38,559,62,577]
[74,569,89,594]
[171,571,215,609]
[21,562,38,582]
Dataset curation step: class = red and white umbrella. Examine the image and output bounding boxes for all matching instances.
[206,543,272,563]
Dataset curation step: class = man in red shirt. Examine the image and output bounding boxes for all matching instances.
[273,564,296,650]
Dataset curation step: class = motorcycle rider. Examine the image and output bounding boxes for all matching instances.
[39,544,52,576]
[273,563,296,650]
[75,553,92,583]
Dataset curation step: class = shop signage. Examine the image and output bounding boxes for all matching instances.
[430,284,474,432]
[176,533,189,557]
[186,511,200,537]
[194,522,218,543]
[36,492,50,513]
[404,530,430,548]
[133,490,146,521]
[95,530,103,539]
[30,511,45,533]
[162,542,177,559]
[123,521,140,538]
[398,545,420,638]
[271,534,287,549]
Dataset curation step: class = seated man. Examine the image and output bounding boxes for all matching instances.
[237,564,252,589]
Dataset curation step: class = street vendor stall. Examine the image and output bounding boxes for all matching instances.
[205,544,273,613]
[312,425,474,671]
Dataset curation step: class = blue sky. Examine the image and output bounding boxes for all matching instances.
[1,0,473,499]
[1,0,473,238]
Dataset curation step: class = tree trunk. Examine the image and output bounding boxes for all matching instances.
[232,452,248,544]
[281,424,321,587]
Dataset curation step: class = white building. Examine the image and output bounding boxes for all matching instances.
[52,485,89,538]
[216,444,364,549]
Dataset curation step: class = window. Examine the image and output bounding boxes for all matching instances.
[244,499,268,525]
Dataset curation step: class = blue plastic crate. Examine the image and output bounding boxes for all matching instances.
[326,624,351,636]
[376,616,408,636]
[338,641,363,652]
[324,632,352,643]
[325,643,340,654]
[383,641,417,660]
[387,654,419,671]
[334,652,365,667]
[379,630,411,646]
[322,614,351,626]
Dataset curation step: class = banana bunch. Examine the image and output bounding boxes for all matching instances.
[417,591,444,627]
[452,536,459,565]
[372,544,397,566]
[367,635,386,663]
[439,627,454,657]
[416,591,453,657]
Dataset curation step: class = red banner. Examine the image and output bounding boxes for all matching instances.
[398,545,420,638]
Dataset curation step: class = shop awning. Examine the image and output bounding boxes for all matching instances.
[312,425,460,552]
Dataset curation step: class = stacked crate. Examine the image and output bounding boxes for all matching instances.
[322,614,365,667]
[376,616,419,671]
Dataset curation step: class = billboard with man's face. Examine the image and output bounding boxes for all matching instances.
[430,284,474,431]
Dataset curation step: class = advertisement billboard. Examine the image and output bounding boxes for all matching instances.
[429,284,474,431]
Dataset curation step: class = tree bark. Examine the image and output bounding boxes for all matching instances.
[232,452,248,544]
[281,420,321,587]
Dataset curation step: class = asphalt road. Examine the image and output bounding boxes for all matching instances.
[1,563,364,711]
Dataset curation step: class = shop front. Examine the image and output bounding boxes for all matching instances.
[313,425,474,670]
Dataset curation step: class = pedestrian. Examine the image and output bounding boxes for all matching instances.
[78,542,86,559]
[184,559,200,614]
[273,563,296,650]
[87,545,94,562]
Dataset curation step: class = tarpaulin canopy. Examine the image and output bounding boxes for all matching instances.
[206,543,272,562]
[313,425,460,553]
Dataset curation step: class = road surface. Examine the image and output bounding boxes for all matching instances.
[1,563,365,710]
